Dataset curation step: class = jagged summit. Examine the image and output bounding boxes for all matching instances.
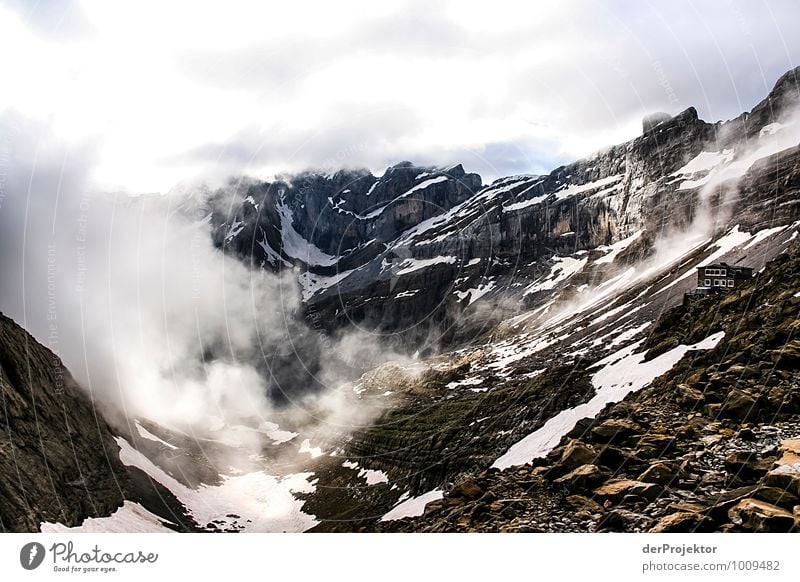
[203,67,800,351]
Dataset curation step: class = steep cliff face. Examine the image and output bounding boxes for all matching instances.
[208,67,800,351]
[0,313,126,532]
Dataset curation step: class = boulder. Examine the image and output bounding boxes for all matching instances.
[591,419,642,443]
[553,464,609,491]
[558,440,599,472]
[763,439,800,496]
[593,479,662,503]
[635,434,676,457]
[724,451,773,480]
[728,498,795,532]
[649,511,710,533]
[566,495,605,515]
[776,438,800,465]
[763,463,800,496]
[676,384,705,407]
[726,364,761,379]
[719,389,759,421]
[666,501,707,514]
[638,462,679,485]
[597,508,653,532]
[450,478,484,500]
[598,446,644,471]
[752,486,800,509]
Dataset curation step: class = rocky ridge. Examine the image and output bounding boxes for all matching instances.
[209,67,800,351]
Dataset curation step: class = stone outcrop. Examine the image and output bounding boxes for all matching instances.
[0,313,126,532]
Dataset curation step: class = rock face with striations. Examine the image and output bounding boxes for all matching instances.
[0,313,126,532]
[205,67,800,351]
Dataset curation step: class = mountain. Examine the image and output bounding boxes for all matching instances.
[207,67,800,353]
[2,66,799,533]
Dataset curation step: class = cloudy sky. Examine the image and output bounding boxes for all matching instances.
[2,0,799,192]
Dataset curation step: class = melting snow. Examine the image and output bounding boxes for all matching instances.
[41,501,175,533]
[454,280,496,304]
[503,194,549,212]
[299,439,324,458]
[341,460,390,485]
[277,197,339,266]
[225,218,244,242]
[492,331,725,469]
[594,230,643,265]
[380,489,443,521]
[396,256,457,275]
[116,437,318,532]
[256,228,292,268]
[298,269,355,301]
[446,376,485,390]
[743,225,787,250]
[553,175,623,201]
[135,421,178,450]
[524,256,587,295]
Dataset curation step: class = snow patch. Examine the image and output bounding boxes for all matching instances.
[341,460,390,485]
[380,489,443,521]
[41,501,174,533]
[277,197,339,266]
[116,437,318,532]
[553,175,623,201]
[135,421,178,450]
[396,256,457,276]
[594,230,643,265]
[492,331,725,469]
[524,256,587,295]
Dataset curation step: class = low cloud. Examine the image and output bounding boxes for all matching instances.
[0,112,411,453]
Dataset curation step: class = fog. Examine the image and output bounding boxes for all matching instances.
[0,112,410,451]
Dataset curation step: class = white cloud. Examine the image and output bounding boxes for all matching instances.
[1,0,799,192]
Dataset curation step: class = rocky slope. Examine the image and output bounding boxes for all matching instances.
[0,313,126,531]
[364,240,800,533]
[0,313,206,532]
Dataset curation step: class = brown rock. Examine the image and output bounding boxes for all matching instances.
[666,501,707,514]
[553,464,609,491]
[707,485,760,518]
[566,495,604,514]
[727,364,761,379]
[764,465,800,496]
[776,438,800,466]
[597,508,653,532]
[638,462,678,485]
[591,419,642,443]
[636,434,676,455]
[752,486,800,509]
[719,389,759,421]
[593,479,662,503]
[676,384,705,407]
[597,446,641,471]
[649,511,709,533]
[451,478,483,500]
[724,451,773,480]
[728,498,795,532]
[558,440,599,471]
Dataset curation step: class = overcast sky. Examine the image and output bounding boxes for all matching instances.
[2,0,799,192]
